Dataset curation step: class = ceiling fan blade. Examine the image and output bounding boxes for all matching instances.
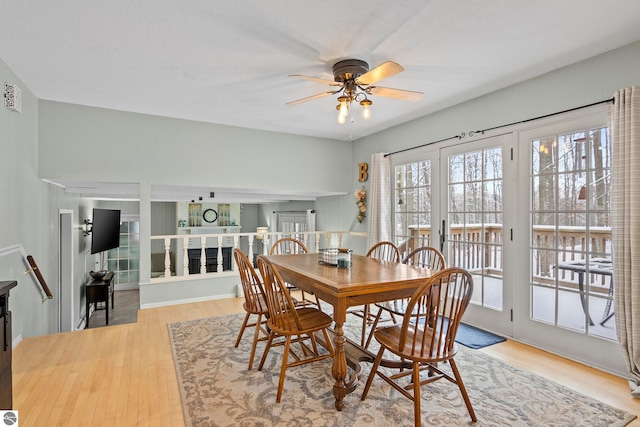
[368,86,424,102]
[356,61,404,85]
[286,91,336,106]
[289,74,342,86]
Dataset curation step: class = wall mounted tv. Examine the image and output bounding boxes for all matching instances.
[90,208,121,254]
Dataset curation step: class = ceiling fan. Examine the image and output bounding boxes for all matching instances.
[287,59,424,123]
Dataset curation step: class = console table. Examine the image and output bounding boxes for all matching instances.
[85,272,114,328]
[0,280,17,409]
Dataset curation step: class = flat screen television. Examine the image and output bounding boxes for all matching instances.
[90,208,121,254]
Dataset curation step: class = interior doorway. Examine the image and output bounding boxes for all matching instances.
[59,209,74,332]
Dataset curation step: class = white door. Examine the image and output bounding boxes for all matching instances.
[59,210,74,332]
[439,134,515,336]
[516,109,625,375]
[392,133,515,337]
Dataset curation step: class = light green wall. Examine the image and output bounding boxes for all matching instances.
[37,103,352,195]
[0,58,97,342]
[354,41,640,161]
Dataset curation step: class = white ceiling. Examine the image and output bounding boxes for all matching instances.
[2,1,640,202]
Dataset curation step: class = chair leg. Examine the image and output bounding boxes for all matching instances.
[361,346,386,401]
[258,331,275,371]
[413,361,422,427]
[361,304,370,347]
[248,314,262,370]
[321,328,334,355]
[309,332,319,355]
[276,336,292,403]
[449,358,477,422]
[364,307,383,349]
[234,312,251,348]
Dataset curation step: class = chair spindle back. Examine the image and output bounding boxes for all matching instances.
[399,267,473,360]
[270,237,308,255]
[402,246,446,271]
[257,255,302,332]
[233,248,268,313]
[366,241,400,263]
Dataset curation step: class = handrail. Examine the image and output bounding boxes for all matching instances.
[26,256,53,300]
[0,244,53,303]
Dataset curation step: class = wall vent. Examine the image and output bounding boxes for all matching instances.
[4,83,21,113]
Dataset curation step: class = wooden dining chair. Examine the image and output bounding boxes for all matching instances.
[364,246,446,349]
[256,255,334,403]
[365,241,401,263]
[350,241,401,347]
[361,267,476,426]
[233,248,270,370]
[270,237,321,308]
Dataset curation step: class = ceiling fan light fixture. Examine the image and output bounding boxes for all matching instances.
[337,95,350,116]
[287,59,423,124]
[360,98,372,120]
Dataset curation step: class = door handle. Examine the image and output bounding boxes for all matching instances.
[439,220,446,253]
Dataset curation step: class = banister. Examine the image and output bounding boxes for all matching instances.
[0,244,53,302]
[26,256,53,300]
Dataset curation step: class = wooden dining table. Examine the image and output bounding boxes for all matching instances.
[265,252,432,411]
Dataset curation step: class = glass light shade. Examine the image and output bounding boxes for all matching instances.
[337,96,349,116]
[256,227,269,240]
[360,99,372,120]
[337,113,347,124]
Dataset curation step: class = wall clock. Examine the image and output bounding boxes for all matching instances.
[203,208,218,223]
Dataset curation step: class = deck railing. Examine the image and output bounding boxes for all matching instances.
[407,224,612,287]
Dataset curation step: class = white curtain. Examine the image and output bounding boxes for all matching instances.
[610,86,640,397]
[367,153,392,249]
[367,153,391,248]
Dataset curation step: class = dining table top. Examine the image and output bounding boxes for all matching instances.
[265,253,432,304]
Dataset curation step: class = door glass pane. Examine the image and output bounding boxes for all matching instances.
[529,127,615,340]
[447,146,503,310]
[394,160,433,253]
[107,219,140,286]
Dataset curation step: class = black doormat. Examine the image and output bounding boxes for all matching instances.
[455,322,506,349]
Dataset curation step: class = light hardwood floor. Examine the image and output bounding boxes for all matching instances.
[13,296,640,426]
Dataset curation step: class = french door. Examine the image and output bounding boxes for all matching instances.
[392,133,515,337]
[439,134,515,336]
[516,110,624,375]
[107,214,140,290]
[392,108,624,375]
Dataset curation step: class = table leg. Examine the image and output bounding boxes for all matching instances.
[600,278,614,325]
[577,273,594,326]
[331,319,348,410]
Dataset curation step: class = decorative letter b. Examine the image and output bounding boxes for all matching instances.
[358,163,368,182]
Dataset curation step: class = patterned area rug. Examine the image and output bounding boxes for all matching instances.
[168,314,635,427]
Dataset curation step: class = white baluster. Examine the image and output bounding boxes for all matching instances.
[182,237,189,276]
[217,239,223,272]
[164,237,171,277]
[248,235,255,265]
[200,236,206,274]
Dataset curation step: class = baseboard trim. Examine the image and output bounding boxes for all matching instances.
[12,334,22,350]
[140,292,237,309]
